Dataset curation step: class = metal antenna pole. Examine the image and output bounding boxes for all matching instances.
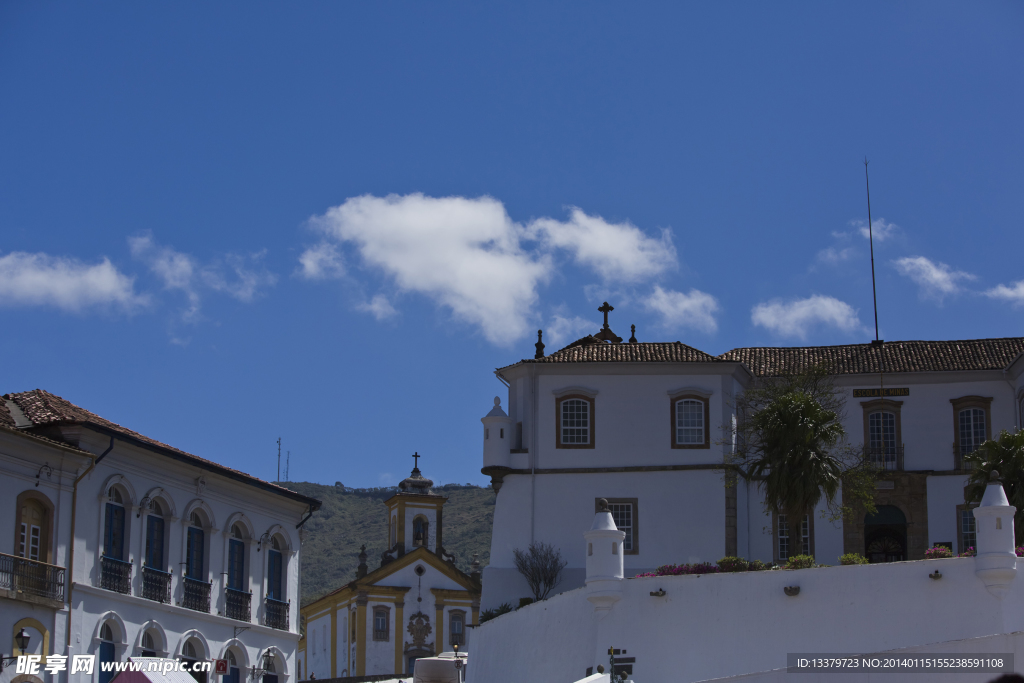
[277,437,281,482]
[865,158,880,343]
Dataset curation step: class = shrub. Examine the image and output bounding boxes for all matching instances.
[718,556,750,572]
[635,562,722,578]
[513,542,567,601]
[785,554,815,569]
[479,603,513,623]
[747,559,769,571]
[839,553,869,565]
[924,545,953,559]
[958,547,976,557]
[1016,546,1024,557]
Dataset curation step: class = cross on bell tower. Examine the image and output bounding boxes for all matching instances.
[412,451,421,473]
[594,301,623,343]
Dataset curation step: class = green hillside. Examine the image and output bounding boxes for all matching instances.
[283,481,495,605]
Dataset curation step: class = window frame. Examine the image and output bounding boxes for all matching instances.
[372,605,391,642]
[670,394,710,449]
[773,512,813,563]
[16,491,53,564]
[950,396,993,470]
[860,399,904,469]
[448,609,466,647]
[555,394,596,449]
[956,503,978,555]
[595,498,639,555]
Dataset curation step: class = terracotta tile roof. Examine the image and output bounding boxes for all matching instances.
[718,338,1024,377]
[4,389,320,508]
[0,401,13,428]
[499,335,1024,378]
[500,335,722,371]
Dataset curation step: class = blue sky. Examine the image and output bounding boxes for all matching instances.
[2,3,1022,488]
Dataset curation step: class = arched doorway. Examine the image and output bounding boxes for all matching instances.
[864,505,907,563]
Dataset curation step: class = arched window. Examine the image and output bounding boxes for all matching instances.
[267,537,284,601]
[675,399,704,445]
[141,631,156,657]
[145,500,166,571]
[390,518,397,547]
[225,649,241,683]
[186,513,205,580]
[99,622,118,683]
[18,498,46,561]
[181,638,207,683]
[262,655,278,683]
[104,488,126,560]
[412,517,428,547]
[228,524,247,591]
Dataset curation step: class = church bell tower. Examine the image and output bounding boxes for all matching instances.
[381,453,449,563]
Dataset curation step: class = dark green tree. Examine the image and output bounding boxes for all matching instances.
[964,429,1024,545]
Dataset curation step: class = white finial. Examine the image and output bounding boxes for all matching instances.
[494,396,501,406]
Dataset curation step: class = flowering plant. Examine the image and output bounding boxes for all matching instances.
[924,545,953,559]
[958,547,976,557]
[635,562,721,578]
[1016,546,1024,557]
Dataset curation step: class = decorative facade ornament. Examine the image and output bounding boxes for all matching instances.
[195,475,206,496]
[404,611,432,652]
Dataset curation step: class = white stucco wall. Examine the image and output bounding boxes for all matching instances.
[472,556,1024,683]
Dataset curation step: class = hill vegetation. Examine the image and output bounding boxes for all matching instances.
[283,481,495,605]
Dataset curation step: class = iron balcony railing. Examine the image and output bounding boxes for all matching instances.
[449,632,465,647]
[866,445,904,471]
[265,596,289,631]
[100,556,132,594]
[182,576,212,613]
[0,552,65,603]
[141,566,172,603]
[226,587,252,622]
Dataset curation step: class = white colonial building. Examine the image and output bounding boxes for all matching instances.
[480,308,1024,610]
[0,390,320,683]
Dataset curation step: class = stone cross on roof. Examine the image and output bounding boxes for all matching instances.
[594,301,623,343]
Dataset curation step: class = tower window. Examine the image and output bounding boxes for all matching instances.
[556,394,595,449]
[671,394,710,449]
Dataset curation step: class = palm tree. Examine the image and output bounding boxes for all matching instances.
[965,429,1024,545]
[747,391,846,521]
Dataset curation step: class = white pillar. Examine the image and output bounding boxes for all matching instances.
[974,470,1018,599]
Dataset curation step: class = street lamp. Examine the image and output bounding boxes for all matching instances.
[250,650,275,681]
[1,629,31,671]
[452,643,465,683]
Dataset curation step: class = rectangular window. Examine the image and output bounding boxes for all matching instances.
[267,549,283,601]
[959,408,987,458]
[676,400,704,445]
[228,539,246,591]
[561,399,590,444]
[104,503,125,560]
[961,509,977,553]
[373,610,389,641]
[146,515,165,571]
[186,526,204,579]
[608,503,633,552]
[449,613,465,646]
[777,514,810,560]
[19,523,41,560]
[868,412,897,465]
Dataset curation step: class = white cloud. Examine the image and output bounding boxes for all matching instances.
[527,208,677,282]
[816,247,855,265]
[854,217,898,242]
[310,193,551,345]
[985,281,1024,307]
[306,194,684,344]
[892,256,975,301]
[751,295,862,340]
[358,294,398,320]
[0,251,145,312]
[643,285,719,334]
[298,242,345,280]
[130,234,276,319]
[547,314,595,345]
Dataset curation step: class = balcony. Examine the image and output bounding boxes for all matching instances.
[225,588,252,622]
[141,566,172,603]
[182,576,212,613]
[0,552,65,607]
[264,596,289,631]
[449,632,465,647]
[100,556,132,594]
[867,445,904,471]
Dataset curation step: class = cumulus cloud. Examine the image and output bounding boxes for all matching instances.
[815,247,856,266]
[547,313,595,345]
[309,194,551,344]
[358,294,398,320]
[985,281,1024,307]
[306,194,682,344]
[643,285,719,334]
[0,251,145,312]
[751,295,862,340]
[527,208,677,282]
[130,233,276,320]
[893,256,975,301]
[852,218,899,242]
[298,242,345,280]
